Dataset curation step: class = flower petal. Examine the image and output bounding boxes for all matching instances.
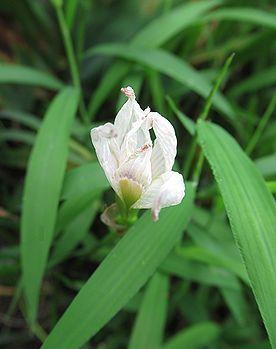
[115,142,152,188]
[90,122,120,193]
[133,171,185,220]
[114,86,149,150]
[149,112,177,178]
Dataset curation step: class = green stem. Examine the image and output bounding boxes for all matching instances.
[69,139,94,161]
[189,53,235,186]
[31,322,48,342]
[266,181,276,194]
[245,94,276,156]
[55,3,89,124]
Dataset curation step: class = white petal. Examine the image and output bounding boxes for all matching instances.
[90,123,120,194]
[148,112,177,178]
[121,116,152,159]
[133,171,185,220]
[114,86,149,149]
[115,143,152,188]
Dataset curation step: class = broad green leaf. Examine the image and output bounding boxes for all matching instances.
[40,183,195,349]
[61,162,109,199]
[89,44,235,121]
[197,120,276,348]
[87,0,222,118]
[0,64,63,90]
[128,272,168,349]
[21,87,79,323]
[204,8,276,30]
[162,322,220,349]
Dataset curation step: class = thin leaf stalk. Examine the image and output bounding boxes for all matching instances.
[55,4,89,124]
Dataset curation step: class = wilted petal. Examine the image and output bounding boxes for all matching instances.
[133,171,185,220]
[149,112,177,179]
[90,123,120,193]
[114,87,148,149]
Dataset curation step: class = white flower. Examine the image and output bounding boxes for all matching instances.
[90,86,185,221]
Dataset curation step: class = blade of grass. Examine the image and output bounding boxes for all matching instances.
[246,95,276,155]
[87,0,222,119]
[203,8,276,30]
[0,64,63,90]
[88,44,235,122]
[197,120,276,348]
[40,183,195,349]
[21,87,79,324]
[162,322,220,349]
[184,53,234,179]
[128,272,168,349]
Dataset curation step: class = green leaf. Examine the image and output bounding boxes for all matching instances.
[87,0,222,118]
[197,120,276,348]
[132,0,222,48]
[204,8,276,30]
[0,64,63,90]
[89,44,235,121]
[229,67,276,97]
[61,162,109,199]
[162,322,220,349]
[49,198,100,267]
[160,252,240,290]
[21,87,79,323]
[40,183,195,349]
[255,153,276,178]
[128,272,168,349]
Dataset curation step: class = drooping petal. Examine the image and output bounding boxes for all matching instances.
[133,171,185,221]
[114,86,150,149]
[148,112,177,179]
[90,122,120,193]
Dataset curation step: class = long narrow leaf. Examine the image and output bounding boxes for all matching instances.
[21,87,79,323]
[89,44,235,121]
[128,272,168,349]
[40,183,195,349]
[197,120,276,348]
[0,64,63,90]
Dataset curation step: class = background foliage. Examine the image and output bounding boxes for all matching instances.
[0,0,275,348]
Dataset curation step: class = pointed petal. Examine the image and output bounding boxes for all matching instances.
[149,112,177,178]
[114,86,149,149]
[133,171,185,220]
[90,123,120,193]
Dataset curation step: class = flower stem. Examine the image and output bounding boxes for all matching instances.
[54,2,89,125]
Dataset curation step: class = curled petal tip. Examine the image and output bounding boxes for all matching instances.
[121,86,135,99]
[151,210,159,221]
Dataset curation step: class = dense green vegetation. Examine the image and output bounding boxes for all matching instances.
[0,0,275,348]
